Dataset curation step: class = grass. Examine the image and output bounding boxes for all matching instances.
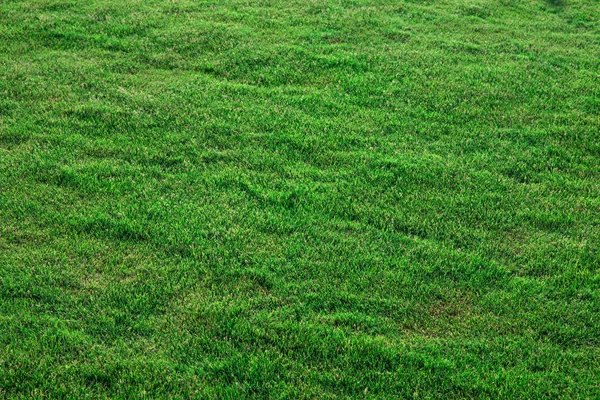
[0,0,599,397]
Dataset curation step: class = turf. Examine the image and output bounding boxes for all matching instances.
[1,0,599,398]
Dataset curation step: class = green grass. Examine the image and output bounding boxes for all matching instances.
[1,0,599,397]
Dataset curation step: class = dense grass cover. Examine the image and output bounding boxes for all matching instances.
[1,0,599,397]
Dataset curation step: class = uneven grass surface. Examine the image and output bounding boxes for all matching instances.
[1,0,599,398]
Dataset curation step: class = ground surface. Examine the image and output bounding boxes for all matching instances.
[1,0,599,398]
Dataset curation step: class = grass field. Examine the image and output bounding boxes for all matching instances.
[1,0,599,398]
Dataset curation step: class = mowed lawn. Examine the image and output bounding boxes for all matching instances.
[1,0,599,398]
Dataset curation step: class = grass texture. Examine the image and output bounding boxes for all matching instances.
[0,0,599,398]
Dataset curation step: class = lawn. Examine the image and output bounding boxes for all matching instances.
[0,0,599,398]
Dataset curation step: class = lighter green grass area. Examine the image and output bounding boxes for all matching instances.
[1,0,599,398]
